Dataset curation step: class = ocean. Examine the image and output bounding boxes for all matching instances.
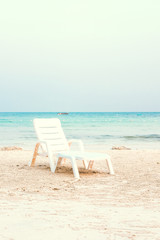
[0,112,160,150]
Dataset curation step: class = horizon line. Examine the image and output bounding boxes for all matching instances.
[0,111,160,113]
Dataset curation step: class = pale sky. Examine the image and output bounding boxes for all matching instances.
[0,0,160,112]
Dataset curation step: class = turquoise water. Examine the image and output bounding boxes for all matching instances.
[0,112,160,150]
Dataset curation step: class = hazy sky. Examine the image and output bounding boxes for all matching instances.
[0,0,160,112]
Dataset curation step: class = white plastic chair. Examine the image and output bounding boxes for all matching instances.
[29,118,114,179]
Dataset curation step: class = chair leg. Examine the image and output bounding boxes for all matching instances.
[106,156,114,175]
[88,160,94,170]
[47,147,55,173]
[63,158,66,164]
[29,143,40,167]
[70,157,80,179]
[57,157,62,167]
[82,159,88,169]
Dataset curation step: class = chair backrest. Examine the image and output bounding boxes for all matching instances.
[33,118,69,152]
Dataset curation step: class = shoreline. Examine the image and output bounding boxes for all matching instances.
[0,144,160,151]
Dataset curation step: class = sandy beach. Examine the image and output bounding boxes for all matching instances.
[1,0,160,238]
[0,149,160,240]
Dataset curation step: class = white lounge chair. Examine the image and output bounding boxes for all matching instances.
[29,118,114,179]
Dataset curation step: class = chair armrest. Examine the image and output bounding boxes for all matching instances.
[68,139,84,152]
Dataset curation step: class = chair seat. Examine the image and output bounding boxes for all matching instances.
[56,151,110,161]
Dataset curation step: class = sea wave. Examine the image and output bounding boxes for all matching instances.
[67,134,160,140]
[123,134,160,140]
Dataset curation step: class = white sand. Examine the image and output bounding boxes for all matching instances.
[0,149,160,240]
